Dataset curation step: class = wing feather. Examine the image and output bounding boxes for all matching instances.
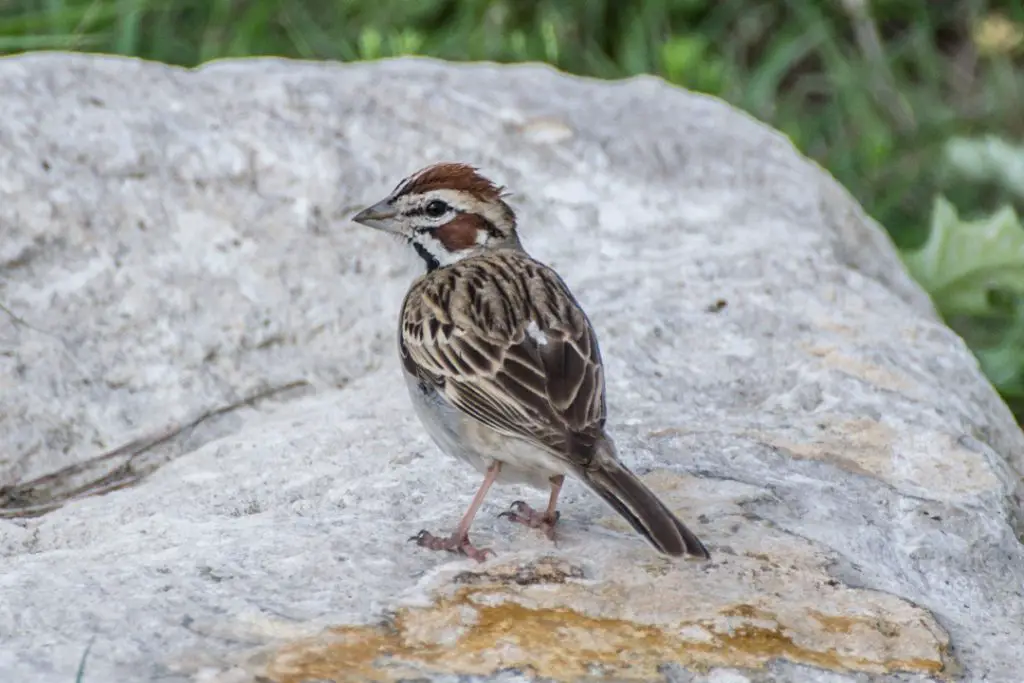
[400,251,606,464]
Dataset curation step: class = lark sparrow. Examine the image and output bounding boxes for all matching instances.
[352,163,709,562]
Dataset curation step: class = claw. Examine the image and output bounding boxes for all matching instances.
[466,546,495,561]
[497,500,530,520]
[498,500,560,540]
[409,529,494,562]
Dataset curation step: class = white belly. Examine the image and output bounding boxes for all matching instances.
[403,371,566,489]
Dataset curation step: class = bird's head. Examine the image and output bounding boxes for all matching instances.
[352,162,521,271]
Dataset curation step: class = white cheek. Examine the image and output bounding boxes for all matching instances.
[413,233,471,267]
[475,229,490,246]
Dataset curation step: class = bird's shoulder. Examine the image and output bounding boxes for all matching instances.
[401,249,590,343]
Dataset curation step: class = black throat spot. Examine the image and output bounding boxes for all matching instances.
[411,240,441,272]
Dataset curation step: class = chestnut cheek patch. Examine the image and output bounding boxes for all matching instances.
[435,213,490,252]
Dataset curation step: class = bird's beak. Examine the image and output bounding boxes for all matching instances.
[352,199,399,232]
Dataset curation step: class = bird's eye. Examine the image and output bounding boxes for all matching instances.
[425,200,449,218]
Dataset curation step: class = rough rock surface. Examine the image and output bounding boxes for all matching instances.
[1,53,1022,683]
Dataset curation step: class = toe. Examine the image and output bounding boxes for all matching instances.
[409,530,457,552]
[461,544,494,562]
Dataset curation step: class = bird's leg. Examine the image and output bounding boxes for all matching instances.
[410,461,501,562]
[499,474,564,540]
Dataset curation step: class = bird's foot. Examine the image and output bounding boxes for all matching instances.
[498,500,560,540]
[409,529,494,562]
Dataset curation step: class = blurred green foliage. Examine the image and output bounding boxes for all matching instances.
[1,0,1023,419]
[903,173,1024,419]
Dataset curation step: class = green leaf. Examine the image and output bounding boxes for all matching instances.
[540,18,559,64]
[976,341,1024,392]
[357,26,382,59]
[661,35,706,83]
[973,297,1024,396]
[902,196,1024,316]
[943,135,1024,201]
[659,33,728,93]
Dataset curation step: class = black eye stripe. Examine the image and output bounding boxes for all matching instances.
[404,204,463,220]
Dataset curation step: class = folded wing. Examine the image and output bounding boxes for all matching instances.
[400,252,606,464]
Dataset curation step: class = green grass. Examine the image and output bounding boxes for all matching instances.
[1,0,1023,421]
[74,636,94,682]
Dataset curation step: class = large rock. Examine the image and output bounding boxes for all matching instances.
[1,53,1022,683]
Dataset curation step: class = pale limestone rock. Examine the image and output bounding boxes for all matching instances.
[0,53,1022,683]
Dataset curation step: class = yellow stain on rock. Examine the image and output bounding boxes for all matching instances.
[263,588,948,683]
[515,117,575,144]
[801,342,914,393]
[258,472,955,683]
[751,416,1002,501]
[753,417,897,481]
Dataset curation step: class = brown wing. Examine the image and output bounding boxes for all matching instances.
[399,250,606,463]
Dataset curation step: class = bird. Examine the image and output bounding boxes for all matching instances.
[352,162,709,562]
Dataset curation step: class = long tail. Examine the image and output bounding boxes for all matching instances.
[577,442,709,559]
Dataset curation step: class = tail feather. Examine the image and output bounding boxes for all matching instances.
[578,445,709,559]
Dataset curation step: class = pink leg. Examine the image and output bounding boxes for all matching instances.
[410,462,501,562]
[498,475,563,540]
